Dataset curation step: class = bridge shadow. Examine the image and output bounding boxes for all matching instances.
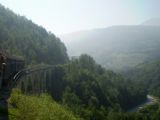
[0,86,11,120]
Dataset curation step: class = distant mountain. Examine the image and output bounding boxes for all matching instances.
[0,4,68,65]
[142,18,160,26]
[60,24,160,71]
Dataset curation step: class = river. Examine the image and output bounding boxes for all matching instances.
[128,95,156,112]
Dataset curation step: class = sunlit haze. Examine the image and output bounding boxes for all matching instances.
[0,0,160,35]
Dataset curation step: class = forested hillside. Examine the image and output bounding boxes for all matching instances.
[126,60,160,98]
[60,25,160,71]
[11,55,160,120]
[16,54,147,119]
[0,4,68,65]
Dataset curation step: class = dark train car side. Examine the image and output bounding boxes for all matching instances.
[0,52,25,88]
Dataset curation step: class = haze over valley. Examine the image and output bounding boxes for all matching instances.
[60,20,160,71]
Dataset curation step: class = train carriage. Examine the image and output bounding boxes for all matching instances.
[0,52,25,89]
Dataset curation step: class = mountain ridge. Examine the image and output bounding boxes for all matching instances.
[60,22,160,71]
[141,18,160,26]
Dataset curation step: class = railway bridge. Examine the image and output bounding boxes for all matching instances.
[0,51,65,119]
[0,65,58,120]
[12,65,58,93]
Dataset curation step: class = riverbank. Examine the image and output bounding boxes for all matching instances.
[128,95,157,112]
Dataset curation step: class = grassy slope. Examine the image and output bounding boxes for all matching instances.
[8,89,81,120]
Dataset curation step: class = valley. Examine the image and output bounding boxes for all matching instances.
[0,2,160,120]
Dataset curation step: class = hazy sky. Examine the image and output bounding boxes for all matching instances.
[0,0,160,35]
